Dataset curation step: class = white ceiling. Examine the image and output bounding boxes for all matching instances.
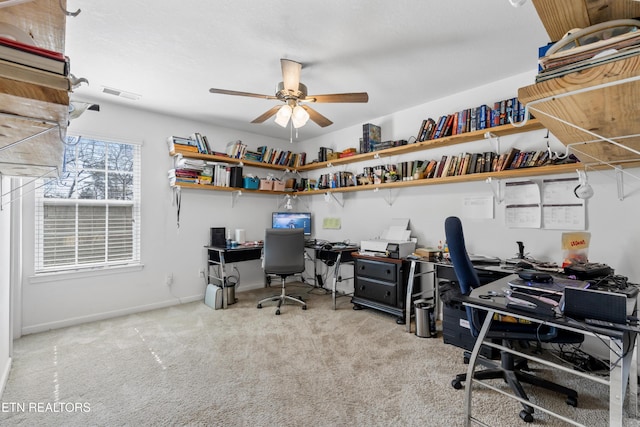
[65,0,551,141]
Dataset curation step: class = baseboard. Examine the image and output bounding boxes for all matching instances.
[21,294,203,336]
[0,356,11,399]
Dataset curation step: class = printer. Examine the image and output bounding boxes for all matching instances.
[360,218,416,259]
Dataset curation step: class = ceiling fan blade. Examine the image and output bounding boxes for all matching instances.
[209,88,277,100]
[302,105,333,127]
[281,59,301,93]
[251,105,282,124]
[306,92,369,103]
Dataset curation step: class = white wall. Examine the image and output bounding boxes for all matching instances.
[1,175,12,396]
[19,103,294,334]
[17,70,640,334]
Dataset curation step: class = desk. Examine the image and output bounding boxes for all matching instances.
[404,259,513,334]
[306,244,358,309]
[462,275,638,426]
[205,244,263,308]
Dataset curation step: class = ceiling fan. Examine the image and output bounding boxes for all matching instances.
[209,58,368,128]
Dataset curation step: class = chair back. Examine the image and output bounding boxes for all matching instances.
[444,216,481,295]
[263,228,305,276]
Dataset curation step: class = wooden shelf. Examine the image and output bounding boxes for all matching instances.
[0,0,69,178]
[172,118,585,196]
[298,162,585,196]
[173,152,293,172]
[297,120,544,172]
[531,0,640,43]
[172,182,290,195]
[520,1,640,169]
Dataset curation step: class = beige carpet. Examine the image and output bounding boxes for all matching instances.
[0,283,636,426]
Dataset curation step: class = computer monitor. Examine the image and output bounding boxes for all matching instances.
[272,212,312,236]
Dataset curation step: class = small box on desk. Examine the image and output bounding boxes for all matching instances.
[442,301,499,360]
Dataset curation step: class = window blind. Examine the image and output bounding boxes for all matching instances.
[35,136,141,273]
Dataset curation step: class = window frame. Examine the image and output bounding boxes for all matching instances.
[34,134,142,274]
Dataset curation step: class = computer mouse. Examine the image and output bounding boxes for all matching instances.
[515,261,534,269]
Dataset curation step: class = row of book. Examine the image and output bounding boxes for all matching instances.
[167,134,308,169]
[168,160,242,187]
[167,134,212,156]
[416,97,528,142]
[0,33,71,91]
[316,171,357,190]
[353,148,579,185]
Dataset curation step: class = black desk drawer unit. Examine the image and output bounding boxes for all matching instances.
[352,256,417,323]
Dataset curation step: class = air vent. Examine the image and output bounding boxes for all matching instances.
[101,86,141,100]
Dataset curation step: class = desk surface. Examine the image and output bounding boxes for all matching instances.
[466,275,636,338]
[206,243,263,252]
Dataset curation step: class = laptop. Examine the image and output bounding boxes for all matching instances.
[508,276,591,296]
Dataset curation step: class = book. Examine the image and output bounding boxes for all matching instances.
[362,123,381,152]
[0,36,68,75]
[0,57,70,91]
[416,119,428,142]
[501,147,520,170]
[167,136,198,155]
[432,116,447,139]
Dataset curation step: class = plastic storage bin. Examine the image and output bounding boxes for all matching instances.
[243,176,259,189]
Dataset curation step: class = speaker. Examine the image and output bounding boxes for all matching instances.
[229,166,243,188]
[210,227,226,247]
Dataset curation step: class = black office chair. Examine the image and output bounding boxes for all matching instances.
[444,216,582,423]
[257,228,307,315]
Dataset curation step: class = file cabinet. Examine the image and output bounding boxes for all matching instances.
[351,254,417,324]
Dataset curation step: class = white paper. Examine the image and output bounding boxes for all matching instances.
[462,196,494,219]
[542,177,585,230]
[504,180,541,228]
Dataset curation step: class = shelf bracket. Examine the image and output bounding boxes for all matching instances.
[484,132,501,155]
[616,167,624,201]
[373,187,397,206]
[231,190,242,208]
[485,177,503,204]
[59,0,81,16]
[324,191,344,207]
[0,167,58,209]
[0,113,60,153]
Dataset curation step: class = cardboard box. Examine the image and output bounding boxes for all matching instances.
[259,179,273,190]
[272,181,285,191]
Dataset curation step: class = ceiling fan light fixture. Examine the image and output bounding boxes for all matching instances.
[274,104,292,127]
[291,105,310,128]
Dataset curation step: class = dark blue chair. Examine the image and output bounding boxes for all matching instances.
[444,216,581,423]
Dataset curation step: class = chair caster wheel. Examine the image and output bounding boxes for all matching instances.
[275,309,281,315]
[451,379,463,390]
[519,410,533,423]
[566,396,578,407]
[257,304,262,309]
[302,305,307,310]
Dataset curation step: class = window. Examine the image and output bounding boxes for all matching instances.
[35,135,141,273]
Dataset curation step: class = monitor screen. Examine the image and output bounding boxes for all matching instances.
[272,212,312,236]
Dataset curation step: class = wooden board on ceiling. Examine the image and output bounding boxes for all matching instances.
[518,54,640,164]
[0,0,67,53]
[531,0,640,42]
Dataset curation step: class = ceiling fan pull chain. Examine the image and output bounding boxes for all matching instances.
[289,121,293,144]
